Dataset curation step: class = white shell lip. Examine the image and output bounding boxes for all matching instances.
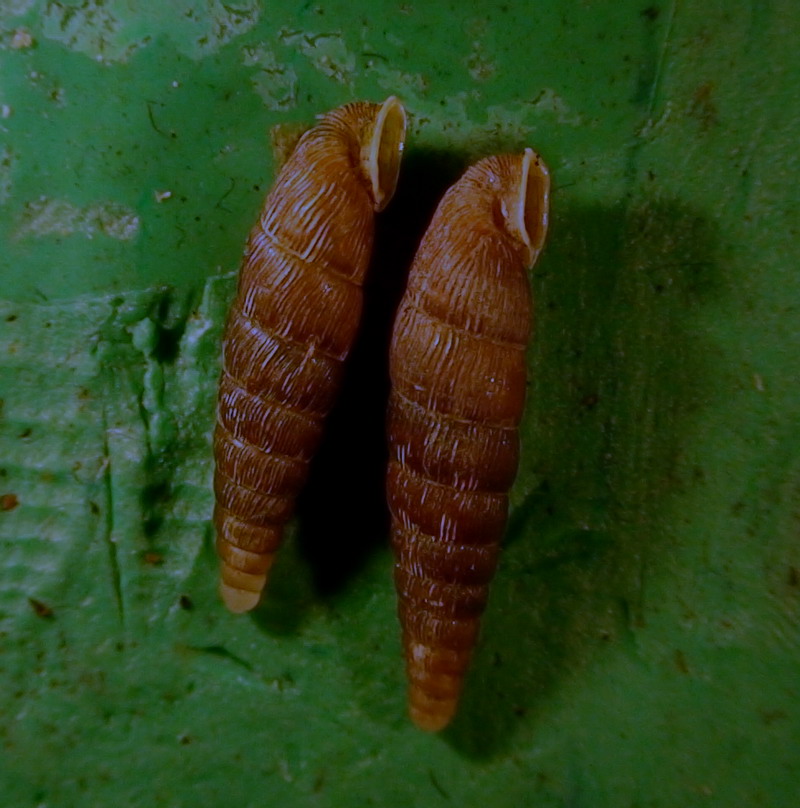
[366,95,407,212]
[514,147,550,266]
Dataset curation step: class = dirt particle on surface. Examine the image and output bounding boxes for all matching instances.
[28,598,54,618]
[10,28,35,50]
[689,82,719,130]
[1,493,18,511]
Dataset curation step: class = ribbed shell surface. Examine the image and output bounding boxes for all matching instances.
[387,154,545,731]
[214,103,381,612]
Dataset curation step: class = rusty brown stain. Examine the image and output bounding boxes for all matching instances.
[689,82,719,130]
[1,493,19,511]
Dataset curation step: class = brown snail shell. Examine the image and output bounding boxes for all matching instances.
[387,149,550,730]
[214,98,407,613]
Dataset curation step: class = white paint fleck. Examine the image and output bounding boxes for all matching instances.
[16,197,140,241]
[9,26,33,49]
[278,757,293,783]
[636,101,673,139]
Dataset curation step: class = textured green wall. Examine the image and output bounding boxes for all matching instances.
[1,1,799,806]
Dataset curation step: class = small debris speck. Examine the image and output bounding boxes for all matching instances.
[1,493,19,511]
[29,598,54,618]
[11,28,34,50]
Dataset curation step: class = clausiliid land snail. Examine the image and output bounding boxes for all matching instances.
[212,100,550,733]
[386,149,550,730]
[213,98,407,613]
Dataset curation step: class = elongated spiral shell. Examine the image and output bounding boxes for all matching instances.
[214,98,406,613]
[387,149,550,731]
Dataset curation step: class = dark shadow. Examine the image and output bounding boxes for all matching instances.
[146,288,194,365]
[440,196,722,759]
[248,536,319,637]
[136,287,196,543]
[291,148,471,601]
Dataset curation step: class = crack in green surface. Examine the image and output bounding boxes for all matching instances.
[0,279,227,639]
[99,403,123,625]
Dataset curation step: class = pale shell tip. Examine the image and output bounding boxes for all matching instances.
[409,704,455,733]
[408,685,458,732]
[220,582,262,614]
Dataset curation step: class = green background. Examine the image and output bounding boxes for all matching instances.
[1,1,799,805]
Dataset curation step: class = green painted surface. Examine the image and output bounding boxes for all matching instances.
[1,1,799,805]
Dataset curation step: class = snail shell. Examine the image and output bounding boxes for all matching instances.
[387,149,550,731]
[214,98,407,613]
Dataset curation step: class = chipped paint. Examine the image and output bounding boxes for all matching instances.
[241,24,583,151]
[465,40,496,82]
[242,44,297,111]
[181,0,261,59]
[41,1,145,63]
[405,91,477,139]
[16,197,140,240]
[0,0,35,22]
[482,103,537,143]
[40,0,260,63]
[368,63,428,98]
[529,88,584,126]
[278,28,356,86]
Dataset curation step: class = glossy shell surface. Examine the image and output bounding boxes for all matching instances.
[214,98,406,613]
[387,149,549,730]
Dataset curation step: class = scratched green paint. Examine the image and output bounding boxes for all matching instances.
[1,1,799,806]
